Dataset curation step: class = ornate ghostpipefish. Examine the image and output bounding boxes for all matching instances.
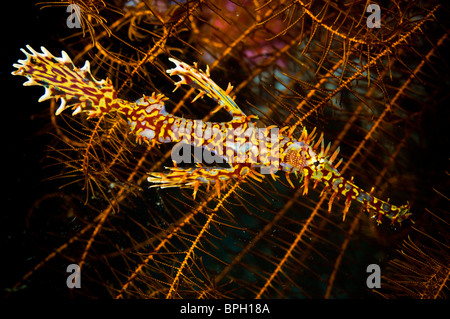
[12,45,412,225]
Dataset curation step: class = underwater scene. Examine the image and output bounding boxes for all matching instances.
[2,0,449,302]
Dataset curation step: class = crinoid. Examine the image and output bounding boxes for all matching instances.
[377,187,450,299]
[5,0,449,300]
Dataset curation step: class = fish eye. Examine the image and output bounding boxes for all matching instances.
[314,161,320,167]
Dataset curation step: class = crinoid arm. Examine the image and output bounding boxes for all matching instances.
[12,45,121,117]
